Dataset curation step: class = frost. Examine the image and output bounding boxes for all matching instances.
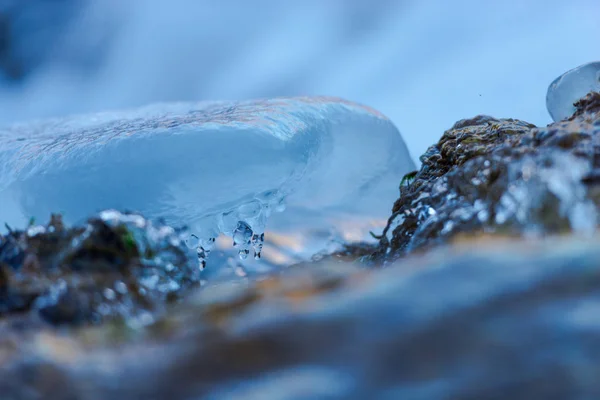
[546,61,600,122]
[0,96,415,267]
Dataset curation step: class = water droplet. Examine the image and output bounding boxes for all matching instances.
[195,237,215,270]
[103,288,116,301]
[27,225,46,237]
[441,221,454,235]
[239,248,250,260]
[417,206,436,222]
[141,275,159,289]
[115,281,128,294]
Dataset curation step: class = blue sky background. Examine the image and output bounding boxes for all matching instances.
[0,0,598,161]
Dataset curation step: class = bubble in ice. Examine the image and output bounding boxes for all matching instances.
[546,61,600,122]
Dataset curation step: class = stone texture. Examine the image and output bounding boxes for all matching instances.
[372,92,600,262]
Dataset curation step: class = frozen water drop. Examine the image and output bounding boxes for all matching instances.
[233,221,253,247]
[239,249,250,260]
[252,232,264,260]
[195,237,215,270]
[197,247,207,270]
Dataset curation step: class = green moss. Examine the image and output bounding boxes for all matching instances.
[400,170,418,188]
[120,229,137,254]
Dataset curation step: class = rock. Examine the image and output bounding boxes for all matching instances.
[2,235,600,398]
[0,210,200,326]
[372,92,600,262]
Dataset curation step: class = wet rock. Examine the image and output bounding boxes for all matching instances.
[0,211,200,326]
[372,92,600,262]
[1,235,600,399]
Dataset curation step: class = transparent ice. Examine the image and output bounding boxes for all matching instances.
[0,96,415,267]
[546,61,600,122]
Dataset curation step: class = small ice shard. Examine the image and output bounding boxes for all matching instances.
[546,61,600,122]
[0,96,415,266]
[193,236,215,269]
[251,232,264,259]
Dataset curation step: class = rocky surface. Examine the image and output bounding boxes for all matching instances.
[2,235,600,399]
[372,91,600,262]
[2,91,600,399]
[0,210,200,326]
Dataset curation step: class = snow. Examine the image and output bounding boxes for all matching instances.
[0,96,415,266]
[546,61,600,121]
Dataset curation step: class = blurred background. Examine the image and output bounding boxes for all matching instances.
[0,0,598,160]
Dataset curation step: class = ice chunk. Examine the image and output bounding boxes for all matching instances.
[0,96,415,266]
[546,61,600,122]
